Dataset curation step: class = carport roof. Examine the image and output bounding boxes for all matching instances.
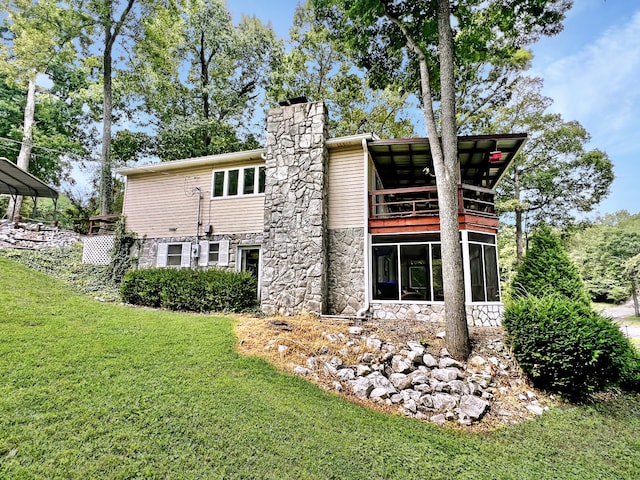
[0,157,58,199]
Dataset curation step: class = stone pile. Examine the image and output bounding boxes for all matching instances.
[0,220,80,250]
[278,326,548,426]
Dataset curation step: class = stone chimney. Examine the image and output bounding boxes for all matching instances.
[260,101,329,315]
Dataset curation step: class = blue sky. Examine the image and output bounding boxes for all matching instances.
[226,0,640,217]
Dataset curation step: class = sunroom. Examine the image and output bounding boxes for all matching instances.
[366,134,526,318]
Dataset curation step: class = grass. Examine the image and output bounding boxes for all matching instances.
[1,257,639,479]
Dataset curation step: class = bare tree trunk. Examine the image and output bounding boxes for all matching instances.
[98,0,136,216]
[632,279,639,317]
[7,75,37,221]
[100,24,114,216]
[382,0,470,360]
[437,0,470,360]
[513,168,525,263]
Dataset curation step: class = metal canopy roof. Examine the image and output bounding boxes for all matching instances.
[0,157,59,199]
[368,133,527,190]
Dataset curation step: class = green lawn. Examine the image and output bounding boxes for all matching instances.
[1,257,639,479]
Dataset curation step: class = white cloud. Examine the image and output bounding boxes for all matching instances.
[539,11,640,145]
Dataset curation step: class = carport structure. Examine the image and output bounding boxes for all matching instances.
[0,157,59,220]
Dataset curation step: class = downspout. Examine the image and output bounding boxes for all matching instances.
[357,138,371,318]
[195,187,202,268]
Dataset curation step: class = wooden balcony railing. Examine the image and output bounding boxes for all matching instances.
[88,214,121,235]
[369,184,496,219]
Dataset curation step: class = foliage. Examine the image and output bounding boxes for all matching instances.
[2,257,640,479]
[497,222,517,296]
[0,67,89,187]
[484,77,613,262]
[121,267,258,313]
[511,226,590,305]
[625,253,640,317]
[503,294,639,400]
[569,211,640,304]
[105,218,140,285]
[128,0,282,160]
[269,1,416,139]
[0,243,119,300]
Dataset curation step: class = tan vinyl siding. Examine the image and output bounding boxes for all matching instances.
[207,196,264,233]
[328,146,365,229]
[123,165,264,237]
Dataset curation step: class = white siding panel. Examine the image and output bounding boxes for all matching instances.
[328,147,365,229]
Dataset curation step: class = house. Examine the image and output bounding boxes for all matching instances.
[117,100,526,326]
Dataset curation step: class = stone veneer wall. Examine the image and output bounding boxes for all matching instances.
[327,228,365,315]
[370,303,504,327]
[136,233,263,270]
[260,102,329,316]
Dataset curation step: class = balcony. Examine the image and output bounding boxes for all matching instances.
[369,184,499,234]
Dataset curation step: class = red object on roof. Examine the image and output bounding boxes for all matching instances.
[489,151,503,163]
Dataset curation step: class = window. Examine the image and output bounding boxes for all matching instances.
[197,239,230,267]
[372,241,443,302]
[227,169,239,196]
[166,244,182,266]
[371,233,500,303]
[157,242,191,268]
[209,242,220,262]
[211,166,266,198]
[243,168,255,195]
[469,240,500,302]
[213,171,225,197]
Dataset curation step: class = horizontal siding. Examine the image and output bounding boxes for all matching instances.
[328,147,365,229]
[208,195,264,233]
[123,165,263,237]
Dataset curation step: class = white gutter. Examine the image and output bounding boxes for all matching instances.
[116,148,266,176]
[357,137,372,318]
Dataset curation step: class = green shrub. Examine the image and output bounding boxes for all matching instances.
[121,267,258,313]
[503,294,640,401]
[511,226,590,305]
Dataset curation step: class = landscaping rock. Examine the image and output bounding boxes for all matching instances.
[459,395,490,420]
[391,355,413,373]
[366,337,382,350]
[349,377,373,398]
[294,366,312,376]
[432,393,457,410]
[439,357,464,369]
[432,368,461,382]
[422,353,438,368]
[336,368,355,381]
[389,373,412,390]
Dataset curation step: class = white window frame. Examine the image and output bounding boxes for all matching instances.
[197,239,230,267]
[157,242,191,268]
[211,165,266,199]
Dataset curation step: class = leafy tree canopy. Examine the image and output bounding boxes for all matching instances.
[269,1,416,139]
[569,211,640,304]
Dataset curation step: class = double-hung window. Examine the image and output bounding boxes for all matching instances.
[197,239,230,267]
[157,242,191,268]
[212,166,266,198]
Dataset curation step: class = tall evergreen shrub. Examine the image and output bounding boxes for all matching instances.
[511,226,590,305]
[503,294,639,400]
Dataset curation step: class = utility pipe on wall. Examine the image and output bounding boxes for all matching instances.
[357,138,371,318]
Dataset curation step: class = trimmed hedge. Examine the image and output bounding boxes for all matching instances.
[503,294,639,401]
[121,268,258,313]
[511,226,590,306]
